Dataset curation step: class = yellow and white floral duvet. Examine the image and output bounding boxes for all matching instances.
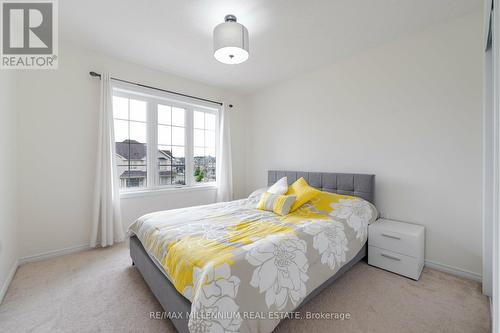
[129,191,378,333]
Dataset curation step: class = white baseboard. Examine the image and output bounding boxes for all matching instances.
[0,259,19,304]
[18,244,90,265]
[425,259,482,282]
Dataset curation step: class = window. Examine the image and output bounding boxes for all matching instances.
[193,110,217,183]
[112,84,219,192]
[157,104,186,186]
[113,95,148,190]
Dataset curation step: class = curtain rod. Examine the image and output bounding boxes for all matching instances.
[89,71,233,108]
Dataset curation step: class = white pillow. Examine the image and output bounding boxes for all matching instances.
[267,177,288,195]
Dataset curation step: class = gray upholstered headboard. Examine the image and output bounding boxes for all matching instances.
[268,170,375,204]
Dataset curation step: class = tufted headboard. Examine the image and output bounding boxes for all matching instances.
[268,170,375,204]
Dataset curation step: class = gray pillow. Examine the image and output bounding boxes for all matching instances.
[248,187,268,201]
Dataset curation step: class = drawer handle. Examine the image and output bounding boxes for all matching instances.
[381,233,401,240]
[380,253,401,261]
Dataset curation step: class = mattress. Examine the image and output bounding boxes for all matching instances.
[129,190,378,333]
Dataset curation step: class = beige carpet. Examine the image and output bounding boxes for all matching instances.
[0,243,490,333]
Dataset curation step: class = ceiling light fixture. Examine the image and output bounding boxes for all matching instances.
[213,14,249,64]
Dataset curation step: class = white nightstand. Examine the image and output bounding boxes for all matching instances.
[368,218,425,280]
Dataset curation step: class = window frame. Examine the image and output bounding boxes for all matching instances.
[112,82,220,195]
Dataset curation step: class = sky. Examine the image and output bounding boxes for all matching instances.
[113,96,216,158]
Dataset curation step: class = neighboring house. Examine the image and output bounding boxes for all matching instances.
[115,140,148,188]
[158,149,185,185]
[115,139,184,188]
[193,156,216,182]
[115,139,215,188]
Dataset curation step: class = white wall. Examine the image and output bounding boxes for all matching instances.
[0,71,19,300]
[15,42,247,259]
[245,11,484,275]
[121,187,217,226]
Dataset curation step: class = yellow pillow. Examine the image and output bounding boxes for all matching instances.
[286,177,320,212]
[257,192,297,216]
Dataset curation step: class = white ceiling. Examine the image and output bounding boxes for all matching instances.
[61,0,482,94]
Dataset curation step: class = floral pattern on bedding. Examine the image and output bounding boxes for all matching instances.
[129,191,378,333]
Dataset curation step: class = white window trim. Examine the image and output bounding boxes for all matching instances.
[120,184,218,199]
[112,82,220,197]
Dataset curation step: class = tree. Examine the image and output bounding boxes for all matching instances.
[194,166,204,182]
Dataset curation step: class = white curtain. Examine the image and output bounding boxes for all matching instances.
[90,73,125,247]
[216,104,233,202]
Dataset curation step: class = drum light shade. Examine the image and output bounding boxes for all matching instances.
[213,15,249,64]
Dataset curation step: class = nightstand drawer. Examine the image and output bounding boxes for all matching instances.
[368,245,423,280]
[368,220,424,258]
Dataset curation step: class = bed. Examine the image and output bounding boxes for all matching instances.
[129,170,376,333]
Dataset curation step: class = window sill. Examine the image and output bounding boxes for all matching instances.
[120,184,217,199]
